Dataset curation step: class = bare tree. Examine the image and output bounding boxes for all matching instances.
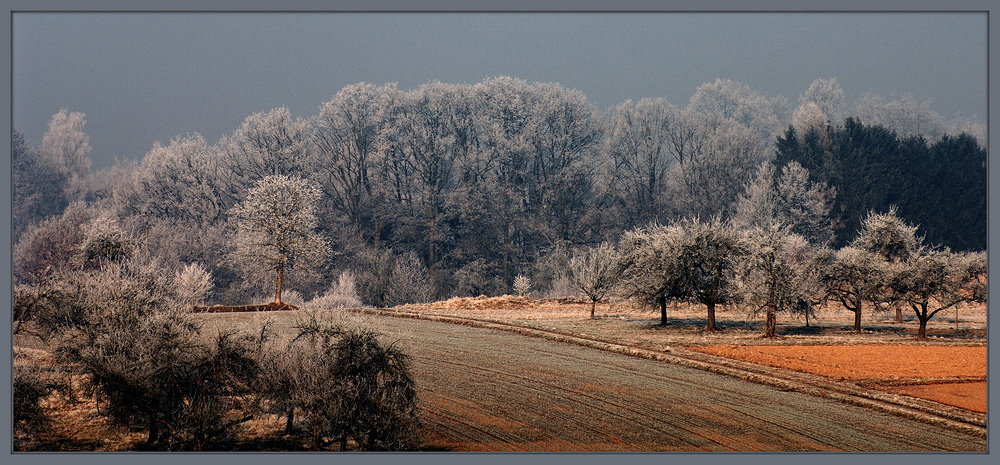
[605,98,675,227]
[569,243,621,318]
[228,175,330,306]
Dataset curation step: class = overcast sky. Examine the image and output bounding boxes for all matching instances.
[12,12,987,170]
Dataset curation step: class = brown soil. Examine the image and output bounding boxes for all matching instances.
[687,345,987,413]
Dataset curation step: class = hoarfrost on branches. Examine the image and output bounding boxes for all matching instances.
[228,175,330,305]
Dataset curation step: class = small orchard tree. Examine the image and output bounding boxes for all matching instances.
[229,175,330,306]
[617,224,683,326]
[822,246,882,333]
[851,207,921,323]
[739,224,820,338]
[569,242,621,318]
[885,248,986,339]
[671,217,746,331]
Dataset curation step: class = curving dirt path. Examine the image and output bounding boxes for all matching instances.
[374,315,986,452]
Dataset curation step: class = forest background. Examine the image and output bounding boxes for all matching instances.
[11,76,987,307]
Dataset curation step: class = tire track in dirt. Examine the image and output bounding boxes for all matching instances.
[372,315,987,451]
[425,356,721,450]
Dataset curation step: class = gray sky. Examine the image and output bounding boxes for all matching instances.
[12,12,988,170]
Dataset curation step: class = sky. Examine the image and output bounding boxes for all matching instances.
[11,12,988,170]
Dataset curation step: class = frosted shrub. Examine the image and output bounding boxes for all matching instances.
[386,252,434,306]
[174,262,213,309]
[281,290,306,308]
[544,274,577,299]
[78,216,135,268]
[306,271,363,310]
[513,274,531,297]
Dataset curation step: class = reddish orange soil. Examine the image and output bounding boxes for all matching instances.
[689,345,986,413]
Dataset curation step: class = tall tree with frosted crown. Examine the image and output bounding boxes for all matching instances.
[228,175,329,305]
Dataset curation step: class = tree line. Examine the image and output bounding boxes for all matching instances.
[12,77,986,307]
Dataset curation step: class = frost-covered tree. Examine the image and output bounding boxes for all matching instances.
[606,98,675,227]
[218,107,312,202]
[569,243,621,318]
[618,224,682,326]
[883,248,986,339]
[687,78,788,143]
[791,102,829,137]
[228,175,330,305]
[668,121,770,220]
[312,83,400,237]
[38,109,92,183]
[13,202,90,285]
[739,224,821,337]
[523,81,605,246]
[733,162,835,246]
[853,92,946,140]
[512,274,531,297]
[851,207,920,263]
[821,246,882,333]
[126,133,229,226]
[798,77,846,124]
[77,216,136,270]
[669,217,746,331]
[12,129,69,241]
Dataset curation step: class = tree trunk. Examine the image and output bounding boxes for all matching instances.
[590,300,596,319]
[275,266,284,304]
[917,318,928,339]
[852,299,862,333]
[658,295,668,326]
[284,407,294,434]
[146,412,159,446]
[763,305,776,338]
[705,301,718,331]
[895,304,903,323]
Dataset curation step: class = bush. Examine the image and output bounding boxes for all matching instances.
[12,365,71,438]
[304,271,363,310]
[260,312,420,450]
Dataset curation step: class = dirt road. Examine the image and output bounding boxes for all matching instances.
[374,315,986,452]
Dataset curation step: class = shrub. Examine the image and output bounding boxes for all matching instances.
[261,312,420,450]
[174,262,214,309]
[513,274,531,297]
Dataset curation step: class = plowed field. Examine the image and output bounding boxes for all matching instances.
[365,315,985,451]
[687,345,987,413]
